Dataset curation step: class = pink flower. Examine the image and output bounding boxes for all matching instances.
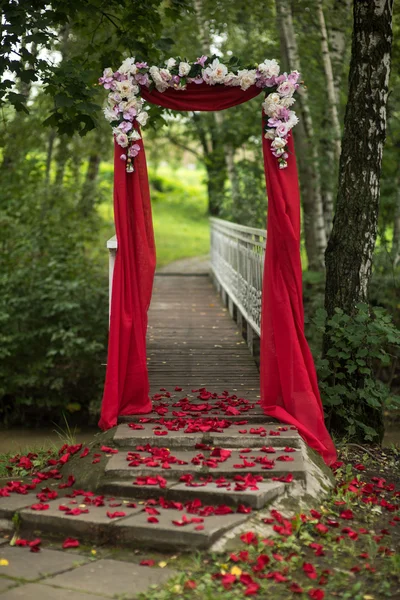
[118,120,133,133]
[277,80,296,97]
[195,55,208,67]
[288,70,300,84]
[135,73,150,86]
[136,62,148,69]
[275,122,290,137]
[123,107,137,121]
[128,144,141,158]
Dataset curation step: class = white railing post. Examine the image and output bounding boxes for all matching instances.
[209,217,266,338]
[107,235,117,324]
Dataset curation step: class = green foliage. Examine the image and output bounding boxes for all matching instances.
[0,112,108,426]
[221,158,267,228]
[313,304,400,442]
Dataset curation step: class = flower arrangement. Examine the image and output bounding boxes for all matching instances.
[99,56,300,172]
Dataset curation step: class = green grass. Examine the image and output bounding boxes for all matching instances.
[97,163,210,269]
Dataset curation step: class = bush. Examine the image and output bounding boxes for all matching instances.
[313,304,400,442]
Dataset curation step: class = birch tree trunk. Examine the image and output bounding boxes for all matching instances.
[324,0,394,439]
[328,0,352,104]
[317,0,341,163]
[392,170,400,267]
[277,0,327,270]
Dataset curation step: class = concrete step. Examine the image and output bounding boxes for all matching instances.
[17,494,250,551]
[103,446,305,481]
[113,422,299,448]
[99,479,286,509]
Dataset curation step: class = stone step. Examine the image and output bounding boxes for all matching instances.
[103,447,305,481]
[99,479,286,509]
[17,495,249,551]
[113,423,300,449]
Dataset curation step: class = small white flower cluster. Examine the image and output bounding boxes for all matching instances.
[99,56,300,172]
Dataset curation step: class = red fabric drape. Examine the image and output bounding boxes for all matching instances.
[261,134,336,464]
[99,82,336,465]
[99,134,156,430]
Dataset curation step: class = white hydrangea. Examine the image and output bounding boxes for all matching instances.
[149,66,169,92]
[262,93,283,117]
[103,107,117,122]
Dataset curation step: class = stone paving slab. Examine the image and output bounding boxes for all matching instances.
[0,578,15,594]
[115,508,248,550]
[0,583,108,599]
[42,558,176,599]
[0,547,89,581]
[99,481,179,500]
[19,500,141,543]
[0,494,42,520]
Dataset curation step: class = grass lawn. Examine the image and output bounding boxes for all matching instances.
[97,163,210,269]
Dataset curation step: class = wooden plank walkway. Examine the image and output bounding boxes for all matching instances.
[147,274,260,398]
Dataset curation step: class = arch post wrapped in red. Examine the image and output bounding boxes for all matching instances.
[99,82,336,466]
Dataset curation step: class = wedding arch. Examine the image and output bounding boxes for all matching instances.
[98,55,336,465]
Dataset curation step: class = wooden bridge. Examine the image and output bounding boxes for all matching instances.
[107,217,267,393]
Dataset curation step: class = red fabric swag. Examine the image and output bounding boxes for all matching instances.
[99,82,336,465]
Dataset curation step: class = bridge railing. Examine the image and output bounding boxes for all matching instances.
[209,217,266,359]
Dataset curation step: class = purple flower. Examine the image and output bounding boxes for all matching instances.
[287,71,300,84]
[123,107,137,121]
[171,75,180,85]
[135,73,150,86]
[268,117,281,128]
[276,106,291,121]
[128,143,141,157]
[136,62,148,69]
[195,55,208,67]
[118,120,133,133]
[274,74,287,85]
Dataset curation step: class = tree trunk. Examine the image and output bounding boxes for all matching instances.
[193,0,233,217]
[80,151,101,217]
[317,0,342,163]
[392,169,400,267]
[324,0,394,440]
[277,0,327,270]
[328,0,352,105]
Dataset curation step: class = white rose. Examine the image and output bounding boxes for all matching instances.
[103,107,118,122]
[115,80,134,97]
[237,69,256,91]
[224,73,240,86]
[149,66,169,91]
[178,61,191,77]
[271,137,287,150]
[258,59,280,79]
[264,129,276,140]
[136,111,149,127]
[159,68,172,82]
[262,93,282,116]
[119,57,137,75]
[165,58,177,69]
[130,130,141,141]
[280,96,296,108]
[115,132,129,148]
[286,111,299,129]
[203,58,228,84]
[103,67,114,79]
[108,92,121,106]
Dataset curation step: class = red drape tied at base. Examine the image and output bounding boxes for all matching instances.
[99,82,336,465]
[99,134,156,429]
